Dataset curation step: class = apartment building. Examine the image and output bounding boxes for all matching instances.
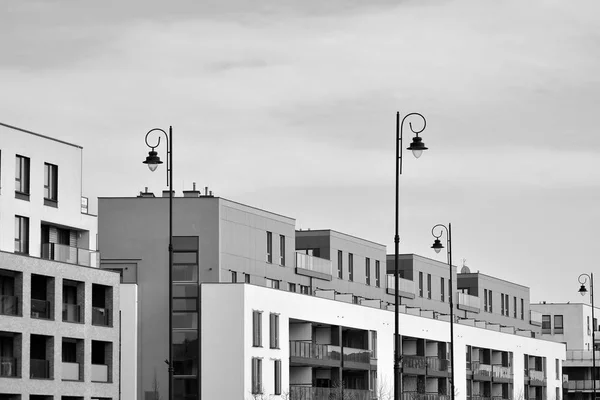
[0,123,120,400]
[98,190,564,400]
[530,303,600,400]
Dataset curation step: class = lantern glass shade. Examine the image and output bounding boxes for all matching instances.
[431,239,444,253]
[412,149,423,159]
[147,163,159,172]
[143,150,163,172]
[579,284,588,296]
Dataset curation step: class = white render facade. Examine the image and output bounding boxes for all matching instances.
[202,283,566,400]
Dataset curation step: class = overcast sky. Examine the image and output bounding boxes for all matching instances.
[2,0,599,304]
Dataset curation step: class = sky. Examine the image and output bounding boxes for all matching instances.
[1,0,599,304]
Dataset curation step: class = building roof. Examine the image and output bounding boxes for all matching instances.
[0,122,83,149]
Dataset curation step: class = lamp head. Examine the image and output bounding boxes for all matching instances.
[431,238,444,254]
[579,284,588,296]
[143,150,163,172]
[407,136,428,159]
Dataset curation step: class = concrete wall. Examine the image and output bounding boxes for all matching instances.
[120,284,138,400]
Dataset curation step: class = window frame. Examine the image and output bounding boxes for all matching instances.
[252,310,262,347]
[348,253,354,282]
[427,273,431,299]
[375,260,380,288]
[337,250,343,279]
[251,357,263,394]
[441,277,445,302]
[14,215,29,254]
[419,272,423,297]
[274,359,282,395]
[279,235,285,266]
[270,313,280,349]
[266,232,273,263]
[365,258,371,286]
[554,315,564,334]
[15,154,30,199]
[44,162,58,205]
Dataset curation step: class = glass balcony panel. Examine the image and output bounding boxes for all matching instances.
[386,275,415,294]
[41,243,98,267]
[403,355,427,369]
[62,362,80,380]
[62,303,81,323]
[0,357,16,377]
[30,359,50,379]
[295,252,332,275]
[492,365,512,379]
[458,292,481,310]
[172,313,198,329]
[91,363,108,382]
[530,310,543,325]
[342,347,371,364]
[31,299,51,319]
[427,356,449,372]
[92,307,110,326]
[0,295,19,316]
[290,386,372,400]
[289,341,341,361]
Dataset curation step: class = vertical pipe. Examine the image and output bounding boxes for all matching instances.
[394,111,401,400]
[592,273,596,400]
[168,126,174,400]
[448,224,455,400]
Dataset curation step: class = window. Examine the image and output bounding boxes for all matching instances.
[14,215,29,254]
[371,331,377,359]
[300,285,310,295]
[484,289,488,312]
[542,315,551,333]
[375,261,380,287]
[270,313,279,349]
[253,311,262,347]
[251,357,262,394]
[521,298,524,320]
[245,273,251,284]
[279,235,285,266]
[427,274,431,299]
[15,155,30,198]
[505,294,509,316]
[588,316,591,335]
[419,272,423,297]
[337,251,343,279]
[556,359,560,380]
[514,296,517,318]
[348,253,354,282]
[266,232,272,263]
[501,293,505,315]
[441,277,445,302]
[365,258,371,285]
[274,359,282,395]
[44,163,58,204]
[448,279,452,302]
[231,271,237,283]
[266,278,280,290]
[288,283,296,292]
[172,252,198,282]
[554,315,564,334]
[352,295,359,304]
[489,290,493,313]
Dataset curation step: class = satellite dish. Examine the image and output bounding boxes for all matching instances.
[461,266,471,274]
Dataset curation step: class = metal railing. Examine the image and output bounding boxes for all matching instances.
[471,396,491,400]
[289,385,372,400]
[92,307,110,326]
[530,310,543,325]
[403,355,427,369]
[386,275,415,294]
[41,243,99,268]
[290,341,341,361]
[62,303,81,323]
[528,369,545,382]
[492,365,513,380]
[342,347,371,364]
[401,392,450,400]
[458,292,481,310]
[472,361,492,377]
[295,252,333,276]
[426,356,449,372]
[31,299,51,319]
[0,295,19,316]
[30,359,50,379]
[565,380,600,391]
[566,350,600,361]
[0,357,16,377]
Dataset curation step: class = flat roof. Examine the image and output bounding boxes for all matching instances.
[458,271,530,290]
[295,228,386,247]
[0,122,83,149]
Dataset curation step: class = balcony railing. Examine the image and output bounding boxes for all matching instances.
[471,396,491,400]
[0,357,16,377]
[290,341,341,362]
[528,369,545,382]
[289,386,372,400]
[295,252,333,276]
[401,392,450,400]
[492,365,513,380]
[566,350,600,361]
[458,292,481,312]
[566,380,600,391]
[426,357,449,372]
[472,361,492,377]
[92,307,110,326]
[0,295,19,316]
[41,243,99,268]
[91,363,108,382]
[386,275,415,295]
[530,310,543,326]
[403,355,427,369]
[30,359,50,379]
[62,361,80,380]
[342,347,371,364]
[31,299,51,319]
[63,303,81,323]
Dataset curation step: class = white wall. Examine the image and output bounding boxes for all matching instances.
[120,284,138,400]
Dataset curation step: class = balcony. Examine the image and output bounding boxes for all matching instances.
[403,355,427,375]
[0,357,17,377]
[290,386,372,400]
[530,310,543,326]
[62,303,81,323]
[91,363,109,382]
[295,252,333,281]
[0,295,19,316]
[30,359,50,379]
[402,393,450,400]
[565,380,600,392]
[386,275,416,299]
[472,361,492,381]
[565,350,600,367]
[457,292,480,313]
[342,347,371,368]
[31,299,51,319]
[290,341,341,367]
[528,369,546,386]
[41,243,99,268]
[426,357,449,377]
[492,365,513,382]
[92,307,110,326]
[62,362,80,381]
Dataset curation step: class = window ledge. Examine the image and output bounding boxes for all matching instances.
[44,198,58,208]
[15,191,30,201]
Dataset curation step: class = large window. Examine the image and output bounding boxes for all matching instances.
[554,315,564,334]
[15,155,30,198]
[270,313,279,349]
[252,357,262,394]
[419,272,423,297]
[274,359,282,395]
[14,215,29,254]
[542,315,551,333]
[266,232,272,263]
[279,235,285,266]
[44,163,58,204]
[375,261,380,288]
[337,251,343,279]
[365,258,371,286]
[348,253,354,282]
[441,277,445,302]
[253,310,262,347]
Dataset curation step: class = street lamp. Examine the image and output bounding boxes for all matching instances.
[143,127,174,400]
[578,273,596,400]
[431,223,455,400]
[394,112,428,400]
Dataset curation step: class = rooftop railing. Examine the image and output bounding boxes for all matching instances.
[458,292,481,311]
[566,380,600,391]
[295,252,332,276]
[530,310,543,326]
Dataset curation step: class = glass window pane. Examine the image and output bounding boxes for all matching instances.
[173,299,197,312]
[173,313,198,329]
[174,377,198,397]
[173,265,198,282]
[173,252,197,264]
[173,331,199,376]
[173,237,198,251]
[173,285,198,298]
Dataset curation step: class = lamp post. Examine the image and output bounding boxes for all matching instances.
[431,223,455,400]
[394,112,428,400]
[143,127,174,400]
[578,273,596,400]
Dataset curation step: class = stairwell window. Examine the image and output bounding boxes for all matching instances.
[270,313,279,349]
[252,311,262,347]
[251,357,262,394]
[266,232,272,263]
[44,163,58,206]
[14,215,29,254]
[15,155,30,200]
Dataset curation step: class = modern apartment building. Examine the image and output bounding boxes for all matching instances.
[0,123,120,400]
[530,303,600,400]
[98,189,565,400]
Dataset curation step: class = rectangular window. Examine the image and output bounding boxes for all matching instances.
[270,313,279,349]
[172,252,198,282]
[419,272,423,297]
[484,289,488,312]
[348,253,354,282]
[427,274,431,299]
[542,315,551,332]
[288,283,296,292]
[441,277,445,302]
[501,293,505,315]
[588,316,591,335]
[554,315,564,334]
[44,163,58,203]
[375,261,381,288]
[556,359,560,380]
[514,296,517,318]
[300,285,310,295]
[15,155,30,196]
[252,357,262,394]
[266,278,280,290]
[266,232,272,263]
[338,250,343,279]
[489,290,493,313]
[245,273,251,284]
[448,279,452,302]
[279,235,285,266]
[274,359,282,395]
[253,311,262,347]
[365,258,371,285]
[521,298,524,320]
[231,271,237,283]
[14,215,29,254]
[505,294,510,316]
